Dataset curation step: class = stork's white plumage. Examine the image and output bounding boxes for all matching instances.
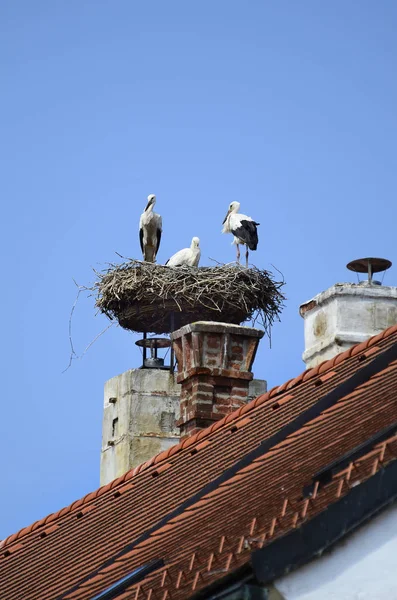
[222,201,260,267]
[166,237,201,267]
[139,194,162,262]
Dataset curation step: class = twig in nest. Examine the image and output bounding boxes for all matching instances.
[63,281,84,373]
[79,322,115,359]
[63,282,116,373]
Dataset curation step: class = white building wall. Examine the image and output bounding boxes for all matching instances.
[300,283,397,369]
[276,503,397,600]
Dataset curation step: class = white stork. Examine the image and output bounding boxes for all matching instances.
[166,237,201,267]
[139,194,162,262]
[222,201,260,267]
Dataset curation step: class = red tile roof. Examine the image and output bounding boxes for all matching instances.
[1,324,397,600]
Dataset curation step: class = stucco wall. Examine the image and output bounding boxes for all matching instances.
[100,369,181,486]
[276,503,397,600]
[300,283,397,368]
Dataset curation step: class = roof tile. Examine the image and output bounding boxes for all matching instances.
[318,360,334,375]
[1,325,397,600]
[351,340,371,357]
[302,368,316,382]
[287,373,305,389]
[277,379,294,393]
[268,386,279,398]
[83,491,98,504]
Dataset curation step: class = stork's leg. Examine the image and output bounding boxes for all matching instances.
[236,244,240,264]
[245,247,249,268]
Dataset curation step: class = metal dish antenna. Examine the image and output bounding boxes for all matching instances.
[346,257,392,285]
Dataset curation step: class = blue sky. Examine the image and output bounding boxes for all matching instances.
[1,1,396,540]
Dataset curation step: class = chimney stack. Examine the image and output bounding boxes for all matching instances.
[171,322,265,440]
[300,258,397,369]
[100,322,266,484]
[100,369,181,486]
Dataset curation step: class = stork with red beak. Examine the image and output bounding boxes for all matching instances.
[222,201,259,267]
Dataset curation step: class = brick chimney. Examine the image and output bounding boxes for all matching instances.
[171,322,265,439]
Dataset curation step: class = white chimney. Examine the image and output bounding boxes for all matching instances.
[300,258,397,369]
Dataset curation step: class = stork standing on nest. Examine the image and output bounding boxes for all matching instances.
[222,201,260,267]
[139,194,162,262]
[166,237,201,267]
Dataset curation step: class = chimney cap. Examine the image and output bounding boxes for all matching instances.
[171,321,264,341]
[347,257,392,284]
[346,257,392,275]
[135,337,171,349]
[135,336,172,370]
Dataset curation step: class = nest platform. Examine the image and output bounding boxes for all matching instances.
[94,261,285,335]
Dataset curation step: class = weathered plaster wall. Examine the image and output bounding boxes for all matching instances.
[100,369,181,486]
[276,503,397,600]
[300,283,397,368]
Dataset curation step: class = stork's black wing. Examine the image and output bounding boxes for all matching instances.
[232,220,260,251]
[156,228,162,255]
[139,228,144,254]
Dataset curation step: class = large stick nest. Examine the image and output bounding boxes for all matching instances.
[94,260,285,335]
